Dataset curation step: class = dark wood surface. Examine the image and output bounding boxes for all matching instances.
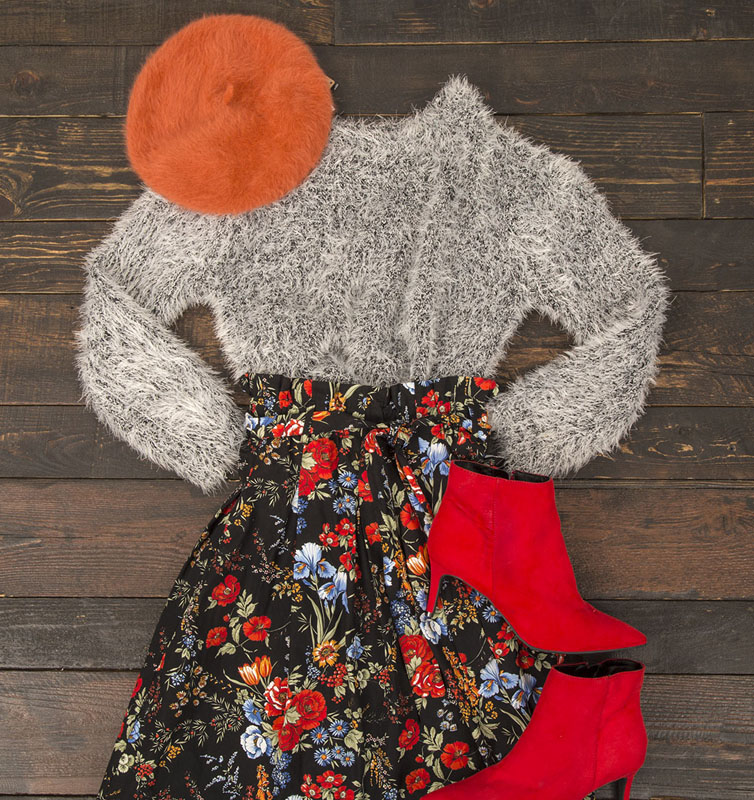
[1,2,753,798]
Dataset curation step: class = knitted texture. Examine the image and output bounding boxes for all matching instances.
[74,76,670,494]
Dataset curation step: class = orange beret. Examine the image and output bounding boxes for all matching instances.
[125,14,334,215]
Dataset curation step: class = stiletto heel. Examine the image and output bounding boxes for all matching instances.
[616,774,635,799]
[426,563,446,613]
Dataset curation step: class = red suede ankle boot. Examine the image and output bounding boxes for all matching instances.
[428,659,648,800]
[426,459,646,653]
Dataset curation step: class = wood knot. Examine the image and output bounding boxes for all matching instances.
[0,195,18,219]
[11,70,41,96]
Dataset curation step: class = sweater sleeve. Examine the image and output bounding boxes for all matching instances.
[73,191,246,494]
[485,128,672,477]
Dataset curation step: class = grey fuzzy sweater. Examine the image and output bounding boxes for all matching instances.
[74,76,670,495]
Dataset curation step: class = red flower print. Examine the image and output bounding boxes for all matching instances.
[130,676,142,698]
[319,527,339,548]
[157,653,165,671]
[365,522,381,543]
[264,676,291,716]
[399,634,433,663]
[299,469,317,497]
[206,627,227,647]
[431,423,446,439]
[401,465,429,507]
[498,623,516,642]
[398,717,420,750]
[243,615,271,641]
[273,715,301,750]
[457,427,470,445]
[422,390,439,408]
[300,775,321,799]
[363,430,382,455]
[304,379,313,396]
[339,551,354,571]
[211,575,240,606]
[305,438,338,478]
[410,660,445,698]
[357,471,373,501]
[278,390,292,408]
[491,639,510,659]
[400,503,420,530]
[317,771,345,788]
[438,401,451,415]
[517,648,535,669]
[333,787,354,800]
[290,689,327,730]
[406,767,430,793]
[474,377,497,390]
[441,741,469,770]
[336,518,355,536]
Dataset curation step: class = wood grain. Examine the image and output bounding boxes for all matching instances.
[0,597,750,673]
[2,42,754,116]
[626,219,754,291]
[4,220,754,293]
[334,0,754,43]
[0,221,109,292]
[0,118,138,221]
[0,115,701,221]
[1,404,753,481]
[4,290,754,407]
[505,115,701,219]
[0,671,750,797]
[705,112,754,217]
[1,480,751,600]
[0,0,333,45]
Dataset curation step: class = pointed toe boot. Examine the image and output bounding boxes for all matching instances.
[426,459,646,653]
[428,659,648,800]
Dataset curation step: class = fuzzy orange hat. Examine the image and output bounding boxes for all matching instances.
[125,14,334,215]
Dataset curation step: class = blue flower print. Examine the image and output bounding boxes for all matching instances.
[127,719,140,743]
[244,411,275,431]
[329,719,348,738]
[293,543,335,584]
[479,659,519,699]
[511,672,541,711]
[311,726,329,745]
[240,726,269,759]
[418,438,450,477]
[419,611,448,643]
[318,569,349,611]
[333,494,357,515]
[314,747,334,766]
[383,556,396,587]
[338,471,358,490]
[242,699,262,726]
[346,634,364,660]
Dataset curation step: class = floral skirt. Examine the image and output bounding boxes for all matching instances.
[97,373,562,800]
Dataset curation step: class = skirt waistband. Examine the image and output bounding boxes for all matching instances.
[239,372,499,426]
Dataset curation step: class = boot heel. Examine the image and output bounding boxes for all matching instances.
[426,564,447,613]
[615,774,635,800]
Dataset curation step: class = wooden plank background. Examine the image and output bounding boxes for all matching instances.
[1,2,753,798]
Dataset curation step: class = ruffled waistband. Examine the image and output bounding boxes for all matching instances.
[239,373,499,429]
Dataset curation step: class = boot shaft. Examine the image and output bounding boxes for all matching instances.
[553,660,648,785]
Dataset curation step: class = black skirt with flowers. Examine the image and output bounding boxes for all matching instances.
[96,373,562,800]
